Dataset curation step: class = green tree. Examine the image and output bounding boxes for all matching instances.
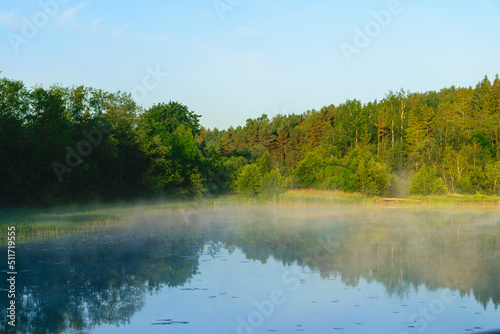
[137,102,204,194]
[353,158,391,196]
[409,165,447,195]
[258,150,273,174]
[484,161,500,195]
[0,78,31,206]
[171,124,205,194]
[222,156,249,192]
[237,164,261,196]
[140,101,200,138]
[259,168,287,200]
[295,152,324,188]
[405,98,434,168]
[316,163,355,192]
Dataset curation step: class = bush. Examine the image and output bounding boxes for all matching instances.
[259,169,287,200]
[236,164,261,196]
[295,152,324,188]
[316,165,355,192]
[222,156,248,191]
[353,159,391,196]
[409,165,447,196]
[484,161,500,195]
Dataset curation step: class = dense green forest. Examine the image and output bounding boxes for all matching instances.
[1,74,500,207]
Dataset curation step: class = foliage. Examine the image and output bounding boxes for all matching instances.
[2,74,500,207]
[409,165,448,196]
[221,156,248,192]
[140,101,200,137]
[353,158,391,196]
[259,168,287,199]
[236,164,261,196]
[295,152,324,188]
[484,161,500,195]
[137,104,205,195]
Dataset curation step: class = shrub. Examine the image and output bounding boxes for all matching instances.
[409,165,447,195]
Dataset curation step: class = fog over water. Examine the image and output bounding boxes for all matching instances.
[1,203,499,333]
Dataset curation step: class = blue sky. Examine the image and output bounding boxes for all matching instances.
[1,0,499,129]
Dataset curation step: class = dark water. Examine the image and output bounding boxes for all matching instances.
[1,205,500,333]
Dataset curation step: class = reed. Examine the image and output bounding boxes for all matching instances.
[3,191,499,242]
[280,189,374,205]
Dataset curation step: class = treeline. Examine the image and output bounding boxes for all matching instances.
[1,75,500,207]
[0,78,208,207]
[205,75,500,197]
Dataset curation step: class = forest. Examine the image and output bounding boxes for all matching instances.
[1,74,500,208]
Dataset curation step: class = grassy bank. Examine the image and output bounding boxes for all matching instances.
[378,194,500,206]
[280,189,375,205]
[0,198,237,240]
[0,190,369,240]
[276,190,498,206]
[0,206,122,240]
[2,190,500,241]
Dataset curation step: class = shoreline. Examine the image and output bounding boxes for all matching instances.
[2,191,500,241]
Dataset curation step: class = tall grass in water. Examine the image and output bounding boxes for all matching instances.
[281,189,375,205]
[0,207,121,241]
[406,194,500,206]
[5,190,498,242]
[202,190,374,207]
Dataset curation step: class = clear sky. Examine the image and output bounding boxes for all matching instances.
[1,0,499,129]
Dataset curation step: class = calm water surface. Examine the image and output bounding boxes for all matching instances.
[1,205,500,333]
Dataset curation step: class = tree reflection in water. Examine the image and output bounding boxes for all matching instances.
[1,206,499,333]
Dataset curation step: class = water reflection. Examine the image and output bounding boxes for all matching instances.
[1,206,499,333]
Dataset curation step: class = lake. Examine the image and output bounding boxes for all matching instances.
[1,204,500,333]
